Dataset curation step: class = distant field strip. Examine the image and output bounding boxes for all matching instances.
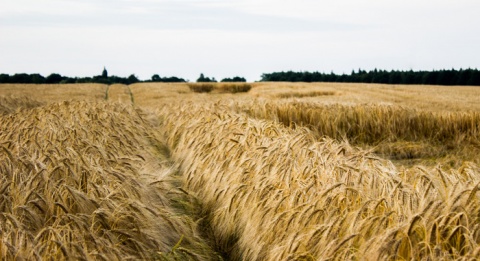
[242,101,480,143]
[275,90,336,99]
[237,100,480,166]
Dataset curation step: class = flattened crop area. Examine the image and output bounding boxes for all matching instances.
[157,102,480,260]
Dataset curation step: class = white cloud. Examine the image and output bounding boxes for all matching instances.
[0,0,98,15]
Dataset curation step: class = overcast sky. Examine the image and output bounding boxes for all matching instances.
[1,0,479,81]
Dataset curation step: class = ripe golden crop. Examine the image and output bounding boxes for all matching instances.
[158,102,480,260]
[2,81,480,260]
[0,99,217,260]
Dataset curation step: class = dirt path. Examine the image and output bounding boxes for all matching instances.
[106,84,134,104]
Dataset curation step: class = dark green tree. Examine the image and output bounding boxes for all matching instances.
[467,69,480,85]
[197,73,216,82]
[221,76,247,82]
[127,74,139,84]
[45,73,63,84]
[10,74,32,83]
[30,74,46,84]
[102,67,108,78]
[151,74,161,82]
[0,74,9,83]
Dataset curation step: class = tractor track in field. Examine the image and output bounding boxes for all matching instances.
[106,84,134,104]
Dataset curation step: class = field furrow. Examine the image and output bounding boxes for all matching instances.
[158,102,480,260]
[107,84,134,104]
[0,99,219,260]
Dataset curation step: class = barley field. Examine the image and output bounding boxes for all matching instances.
[1,82,480,260]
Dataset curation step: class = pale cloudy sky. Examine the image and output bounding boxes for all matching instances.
[1,0,479,81]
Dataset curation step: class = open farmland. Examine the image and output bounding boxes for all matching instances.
[1,82,480,260]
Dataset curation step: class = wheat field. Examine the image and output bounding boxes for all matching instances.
[1,82,480,260]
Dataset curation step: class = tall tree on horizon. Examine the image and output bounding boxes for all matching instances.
[102,67,108,78]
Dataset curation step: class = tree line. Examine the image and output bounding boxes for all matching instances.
[0,70,247,85]
[0,71,186,85]
[195,73,246,83]
[3,68,480,86]
[260,68,480,86]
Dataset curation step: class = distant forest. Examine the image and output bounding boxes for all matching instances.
[2,68,480,86]
[0,70,246,85]
[0,71,186,85]
[261,68,480,86]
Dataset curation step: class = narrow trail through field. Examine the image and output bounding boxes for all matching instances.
[0,99,222,260]
[106,84,134,104]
